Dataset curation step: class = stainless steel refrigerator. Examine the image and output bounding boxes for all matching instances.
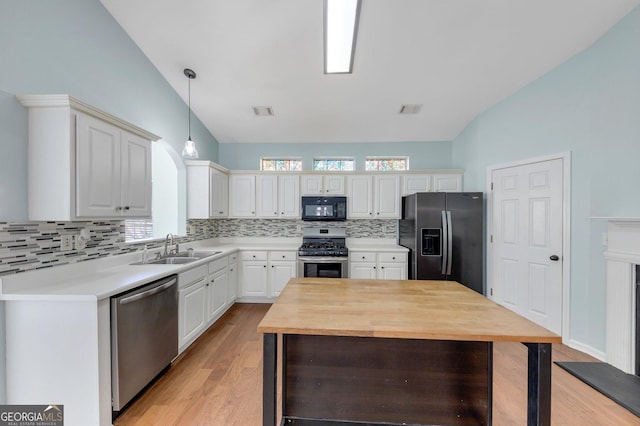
[398,192,484,294]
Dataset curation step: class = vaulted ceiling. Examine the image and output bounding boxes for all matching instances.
[101,0,640,144]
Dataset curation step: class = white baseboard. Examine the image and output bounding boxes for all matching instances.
[564,338,606,362]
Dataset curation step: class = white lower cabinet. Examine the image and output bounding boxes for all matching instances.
[268,251,297,297]
[207,257,229,322]
[177,252,237,354]
[178,264,208,353]
[227,253,238,304]
[240,251,269,297]
[349,251,407,280]
[240,250,297,299]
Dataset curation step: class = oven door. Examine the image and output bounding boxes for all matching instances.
[298,257,348,278]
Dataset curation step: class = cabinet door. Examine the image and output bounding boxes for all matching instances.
[186,164,212,219]
[210,168,229,217]
[378,263,407,280]
[178,279,207,352]
[278,175,300,218]
[256,175,278,218]
[324,175,345,195]
[269,261,296,297]
[76,113,122,217]
[347,175,373,218]
[241,261,268,297]
[120,130,152,217]
[349,262,377,279]
[301,175,323,195]
[227,263,238,304]
[230,175,256,217]
[208,268,229,321]
[433,174,462,192]
[402,174,432,195]
[374,175,400,218]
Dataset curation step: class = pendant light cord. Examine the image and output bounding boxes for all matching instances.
[188,76,192,140]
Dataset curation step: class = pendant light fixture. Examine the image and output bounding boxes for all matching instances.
[181,68,199,158]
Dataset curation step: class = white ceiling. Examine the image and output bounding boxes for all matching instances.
[101,0,640,144]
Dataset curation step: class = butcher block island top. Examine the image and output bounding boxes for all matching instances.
[257,277,561,344]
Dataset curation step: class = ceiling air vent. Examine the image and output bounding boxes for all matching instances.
[399,104,422,114]
[253,106,274,116]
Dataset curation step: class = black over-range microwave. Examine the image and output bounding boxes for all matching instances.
[301,196,347,221]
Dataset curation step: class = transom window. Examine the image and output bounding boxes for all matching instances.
[365,156,408,171]
[261,158,303,171]
[313,157,355,171]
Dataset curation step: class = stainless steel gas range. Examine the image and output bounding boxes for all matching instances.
[297,228,348,278]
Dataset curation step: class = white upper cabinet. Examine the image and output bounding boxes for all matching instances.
[374,175,401,218]
[402,173,463,194]
[239,174,300,219]
[301,175,345,195]
[433,174,463,192]
[186,161,229,219]
[210,168,229,217]
[347,174,400,219]
[76,116,152,218]
[18,94,158,221]
[402,174,432,195]
[256,175,278,218]
[347,175,373,218]
[229,175,256,217]
[278,175,300,218]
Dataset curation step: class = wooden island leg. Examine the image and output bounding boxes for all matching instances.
[263,333,277,426]
[526,343,552,426]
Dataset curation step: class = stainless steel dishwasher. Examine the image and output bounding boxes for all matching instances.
[111,274,178,413]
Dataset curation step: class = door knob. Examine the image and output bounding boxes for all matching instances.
[550,255,559,261]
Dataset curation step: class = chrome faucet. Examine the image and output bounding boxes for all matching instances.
[164,233,174,256]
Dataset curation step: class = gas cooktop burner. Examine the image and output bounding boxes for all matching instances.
[298,227,348,257]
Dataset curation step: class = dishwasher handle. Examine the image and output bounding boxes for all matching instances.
[119,278,177,305]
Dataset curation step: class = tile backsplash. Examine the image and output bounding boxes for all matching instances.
[0,219,397,276]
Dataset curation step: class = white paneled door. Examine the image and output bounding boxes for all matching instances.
[491,158,563,334]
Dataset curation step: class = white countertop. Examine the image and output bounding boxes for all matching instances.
[0,237,406,301]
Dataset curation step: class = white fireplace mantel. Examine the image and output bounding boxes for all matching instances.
[604,220,639,374]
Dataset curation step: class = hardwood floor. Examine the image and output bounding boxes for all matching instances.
[114,303,639,425]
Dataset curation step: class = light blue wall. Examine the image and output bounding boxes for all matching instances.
[0,0,219,222]
[452,6,640,354]
[219,141,453,170]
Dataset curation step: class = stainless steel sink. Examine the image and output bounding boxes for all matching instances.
[177,250,222,259]
[131,250,222,265]
[131,257,200,265]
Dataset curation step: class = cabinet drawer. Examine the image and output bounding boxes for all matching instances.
[269,251,297,261]
[350,252,376,262]
[208,256,229,274]
[241,251,268,261]
[379,252,407,262]
[178,264,208,289]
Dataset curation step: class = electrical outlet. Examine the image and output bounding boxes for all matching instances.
[75,234,87,250]
[296,224,302,232]
[60,234,73,251]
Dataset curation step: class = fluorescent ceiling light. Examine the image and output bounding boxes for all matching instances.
[324,0,361,74]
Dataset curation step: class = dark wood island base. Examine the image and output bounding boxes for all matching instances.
[259,279,559,426]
